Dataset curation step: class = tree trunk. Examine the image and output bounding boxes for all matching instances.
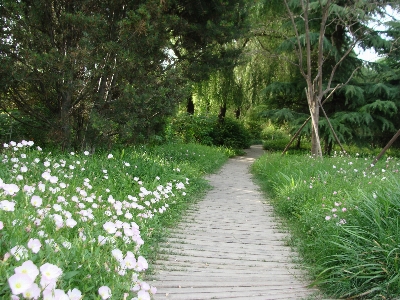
[218,103,227,120]
[324,138,333,156]
[296,135,301,149]
[187,97,194,114]
[371,129,400,166]
[60,91,72,151]
[235,107,240,119]
[307,90,322,157]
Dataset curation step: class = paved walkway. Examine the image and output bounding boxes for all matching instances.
[150,145,319,300]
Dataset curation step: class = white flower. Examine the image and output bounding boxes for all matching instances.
[42,288,69,300]
[67,288,82,300]
[112,249,124,261]
[62,241,72,249]
[66,218,77,228]
[8,273,34,295]
[14,260,40,281]
[22,282,41,299]
[10,245,29,261]
[98,235,108,245]
[27,238,42,254]
[98,286,112,299]
[0,200,16,211]
[30,195,43,207]
[40,263,63,281]
[103,222,116,234]
[2,183,20,195]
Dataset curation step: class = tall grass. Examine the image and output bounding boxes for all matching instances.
[0,141,229,299]
[252,152,400,299]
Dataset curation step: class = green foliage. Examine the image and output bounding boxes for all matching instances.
[252,152,400,298]
[261,125,304,152]
[318,190,400,298]
[165,114,216,145]
[0,142,229,299]
[211,117,252,149]
[0,0,247,150]
[165,114,251,150]
[243,105,269,141]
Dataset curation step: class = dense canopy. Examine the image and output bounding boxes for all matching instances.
[0,0,399,153]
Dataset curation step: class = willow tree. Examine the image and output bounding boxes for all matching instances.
[263,0,393,157]
[164,0,248,115]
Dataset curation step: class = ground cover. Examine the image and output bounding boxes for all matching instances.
[0,141,229,299]
[252,151,400,299]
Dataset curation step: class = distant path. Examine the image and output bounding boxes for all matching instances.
[150,145,319,300]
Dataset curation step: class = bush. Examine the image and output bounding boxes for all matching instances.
[165,114,251,149]
[211,117,251,149]
[164,114,215,145]
[261,125,290,151]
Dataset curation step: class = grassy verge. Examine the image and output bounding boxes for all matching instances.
[0,141,229,299]
[252,152,400,299]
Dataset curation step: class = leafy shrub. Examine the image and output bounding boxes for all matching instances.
[165,114,251,149]
[261,125,289,140]
[243,105,269,141]
[261,125,290,151]
[165,114,215,145]
[211,117,251,149]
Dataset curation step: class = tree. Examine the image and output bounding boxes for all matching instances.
[164,0,248,114]
[0,0,247,149]
[262,0,394,156]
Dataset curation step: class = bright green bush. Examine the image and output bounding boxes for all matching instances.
[261,125,293,151]
[165,114,215,145]
[165,114,251,149]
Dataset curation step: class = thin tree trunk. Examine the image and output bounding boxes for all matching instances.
[187,97,194,114]
[218,103,227,120]
[60,91,72,151]
[281,116,311,156]
[318,99,346,153]
[282,95,334,156]
[371,129,400,166]
[235,108,240,119]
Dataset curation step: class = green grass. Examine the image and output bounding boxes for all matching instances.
[252,152,400,299]
[0,141,229,299]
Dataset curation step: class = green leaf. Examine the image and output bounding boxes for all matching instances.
[63,271,80,280]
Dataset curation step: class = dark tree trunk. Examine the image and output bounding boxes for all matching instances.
[60,91,72,151]
[235,107,240,119]
[187,97,194,114]
[296,135,301,149]
[218,103,227,120]
[372,129,400,166]
[324,139,333,156]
